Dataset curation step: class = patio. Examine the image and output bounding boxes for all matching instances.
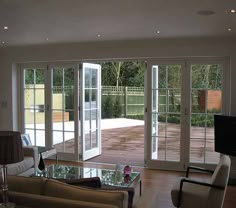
[54,118,219,167]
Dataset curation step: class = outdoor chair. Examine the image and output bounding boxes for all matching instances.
[171,155,231,208]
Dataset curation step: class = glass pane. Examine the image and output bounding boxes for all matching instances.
[25,89,34,108]
[205,140,220,163]
[25,110,34,125]
[207,90,222,113]
[64,68,74,86]
[53,68,63,86]
[91,89,97,103]
[91,130,98,148]
[158,137,166,160]
[151,64,182,162]
[24,69,34,85]
[53,111,63,130]
[35,113,45,129]
[190,63,222,164]
[190,139,204,163]
[152,90,157,111]
[168,65,181,88]
[25,129,35,145]
[158,66,166,88]
[152,136,157,153]
[168,90,181,113]
[85,131,91,151]
[53,131,63,151]
[85,68,91,88]
[158,120,166,137]
[36,70,45,84]
[35,89,45,105]
[166,120,180,137]
[35,130,45,146]
[64,131,75,153]
[91,69,97,88]
[167,137,180,161]
[65,88,74,110]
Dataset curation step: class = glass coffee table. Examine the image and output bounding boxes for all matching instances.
[35,164,142,195]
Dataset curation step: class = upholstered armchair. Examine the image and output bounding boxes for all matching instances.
[171,155,231,208]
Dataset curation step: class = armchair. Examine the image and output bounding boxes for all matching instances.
[171,155,231,208]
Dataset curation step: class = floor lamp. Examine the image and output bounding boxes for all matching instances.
[0,131,24,208]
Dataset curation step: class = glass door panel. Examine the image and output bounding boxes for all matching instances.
[23,68,46,146]
[81,63,101,160]
[190,63,223,164]
[51,66,75,154]
[151,63,182,167]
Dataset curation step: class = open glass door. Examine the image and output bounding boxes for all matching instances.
[80,63,101,160]
[147,61,184,170]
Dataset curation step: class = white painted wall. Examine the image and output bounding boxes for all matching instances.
[0,37,236,174]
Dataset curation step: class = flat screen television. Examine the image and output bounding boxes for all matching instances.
[214,114,236,156]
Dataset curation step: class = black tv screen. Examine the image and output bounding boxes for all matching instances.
[214,114,236,156]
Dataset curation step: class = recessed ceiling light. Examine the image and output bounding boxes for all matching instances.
[230,9,235,13]
[3,26,8,30]
[197,10,216,16]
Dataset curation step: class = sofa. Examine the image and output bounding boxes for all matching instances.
[3,175,159,208]
[0,146,38,176]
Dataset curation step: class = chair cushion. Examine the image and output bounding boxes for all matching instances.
[43,179,128,208]
[0,156,34,175]
[171,177,209,208]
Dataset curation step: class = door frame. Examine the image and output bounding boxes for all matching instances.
[80,62,102,160]
[146,57,230,171]
[146,59,186,171]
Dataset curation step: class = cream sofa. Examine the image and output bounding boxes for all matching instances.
[0,146,38,176]
[4,176,158,208]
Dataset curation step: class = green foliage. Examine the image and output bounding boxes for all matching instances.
[102,94,114,118]
[101,61,145,87]
[113,96,122,118]
[126,114,144,120]
[102,95,123,119]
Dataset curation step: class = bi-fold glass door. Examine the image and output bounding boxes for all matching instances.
[146,58,228,170]
[20,62,101,161]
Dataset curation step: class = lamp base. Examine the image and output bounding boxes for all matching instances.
[0,202,15,208]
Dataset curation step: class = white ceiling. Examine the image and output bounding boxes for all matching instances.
[0,0,235,46]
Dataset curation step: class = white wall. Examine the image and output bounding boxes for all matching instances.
[0,37,236,174]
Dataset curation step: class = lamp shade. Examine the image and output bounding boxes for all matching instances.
[0,131,24,165]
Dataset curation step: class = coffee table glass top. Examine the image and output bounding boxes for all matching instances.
[35,164,141,188]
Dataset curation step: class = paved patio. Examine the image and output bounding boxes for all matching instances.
[54,118,219,167]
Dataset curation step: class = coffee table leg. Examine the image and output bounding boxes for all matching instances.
[56,154,58,164]
[140,180,142,196]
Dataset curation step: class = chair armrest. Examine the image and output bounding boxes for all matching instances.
[23,146,39,171]
[186,166,214,177]
[177,178,224,207]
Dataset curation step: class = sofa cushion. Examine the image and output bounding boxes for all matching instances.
[8,191,119,208]
[7,176,46,195]
[43,179,128,208]
[0,156,34,175]
[57,177,102,188]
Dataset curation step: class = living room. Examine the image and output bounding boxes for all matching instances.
[0,1,236,207]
